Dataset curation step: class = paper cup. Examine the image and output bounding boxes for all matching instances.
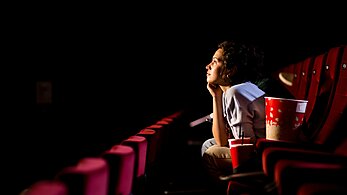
[265,97,308,142]
[228,137,252,147]
[230,144,255,170]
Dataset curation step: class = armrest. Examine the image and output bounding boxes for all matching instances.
[220,172,271,195]
[297,183,347,195]
[274,159,347,195]
[262,147,347,178]
[219,171,266,182]
[254,138,330,174]
[255,138,329,157]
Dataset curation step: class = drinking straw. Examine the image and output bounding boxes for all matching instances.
[241,131,244,145]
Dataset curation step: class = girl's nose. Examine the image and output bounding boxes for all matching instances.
[206,63,211,70]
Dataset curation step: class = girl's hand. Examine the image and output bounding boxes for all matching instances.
[207,83,223,97]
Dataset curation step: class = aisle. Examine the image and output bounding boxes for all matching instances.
[152,119,214,195]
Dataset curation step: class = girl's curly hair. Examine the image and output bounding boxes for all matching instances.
[218,40,266,86]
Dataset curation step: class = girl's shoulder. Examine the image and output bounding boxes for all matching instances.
[226,82,265,101]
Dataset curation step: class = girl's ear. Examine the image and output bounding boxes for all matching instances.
[227,65,237,78]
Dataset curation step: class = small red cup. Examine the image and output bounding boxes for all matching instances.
[230,143,255,170]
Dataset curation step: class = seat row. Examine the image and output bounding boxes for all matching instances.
[21,111,184,195]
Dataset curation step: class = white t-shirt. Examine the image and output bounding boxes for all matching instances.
[222,82,266,139]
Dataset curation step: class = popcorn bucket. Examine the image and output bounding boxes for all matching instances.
[265,97,308,142]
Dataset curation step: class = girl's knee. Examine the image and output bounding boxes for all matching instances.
[204,145,231,159]
[201,138,216,156]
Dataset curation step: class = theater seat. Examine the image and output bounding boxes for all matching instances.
[224,138,347,195]
[297,182,347,195]
[275,159,347,195]
[22,180,68,195]
[101,144,135,195]
[56,157,109,195]
[136,129,158,173]
[121,135,148,195]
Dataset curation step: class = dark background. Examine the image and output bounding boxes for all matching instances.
[4,3,346,194]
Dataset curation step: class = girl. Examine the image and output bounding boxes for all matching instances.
[202,40,266,186]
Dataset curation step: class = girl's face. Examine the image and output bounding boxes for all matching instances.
[206,48,229,85]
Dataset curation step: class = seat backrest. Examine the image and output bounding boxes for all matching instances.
[101,144,135,195]
[309,46,346,144]
[292,61,304,98]
[296,57,314,100]
[302,46,343,142]
[334,136,347,157]
[56,157,109,195]
[121,135,147,179]
[120,135,147,195]
[302,53,326,123]
[24,180,68,195]
[145,124,169,162]
[297,183,347,195]
[274,159,346,195]
[136,129,158,170]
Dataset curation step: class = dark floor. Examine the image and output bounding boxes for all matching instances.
[146,118,219,195]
